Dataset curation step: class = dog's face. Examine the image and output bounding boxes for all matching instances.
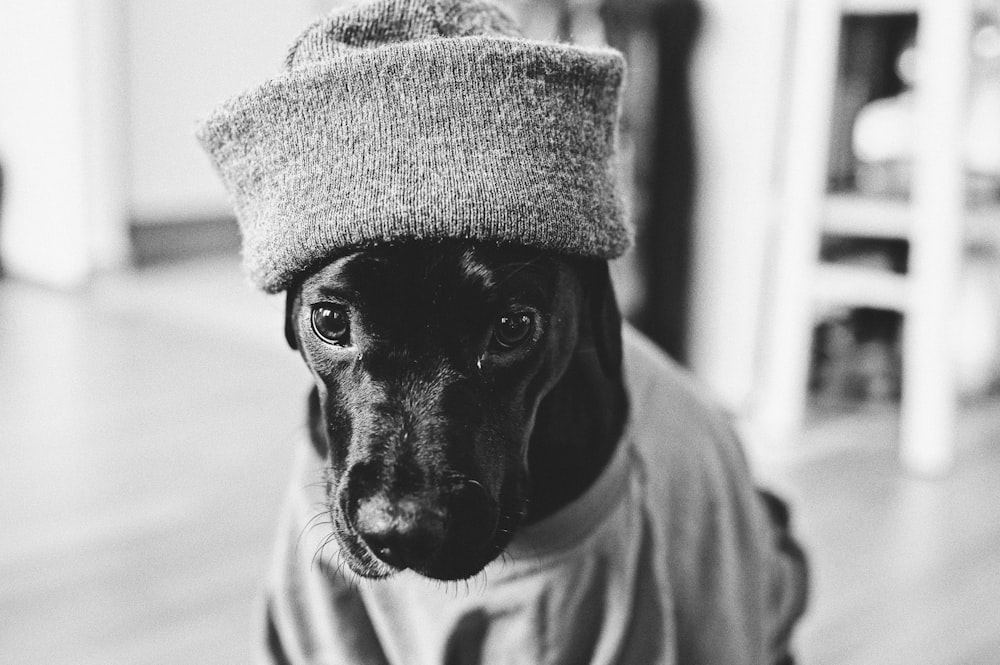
[285,241,603,581]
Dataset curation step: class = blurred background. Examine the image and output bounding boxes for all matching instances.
[2,0,999,663]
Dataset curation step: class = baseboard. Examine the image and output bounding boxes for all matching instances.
[130,216,240,265]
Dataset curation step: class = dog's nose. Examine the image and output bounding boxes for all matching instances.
[354,495,446,570]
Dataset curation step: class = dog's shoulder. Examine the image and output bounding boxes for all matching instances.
[621,323,743,463]
[621,325,807,663]
[620,322,763,533]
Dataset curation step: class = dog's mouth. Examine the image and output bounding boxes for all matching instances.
[327,472,525,581]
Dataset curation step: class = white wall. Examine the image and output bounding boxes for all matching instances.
[0,0,337,287]
[125,0,330,222]
[686,0,794,413]
[0,0,130,288]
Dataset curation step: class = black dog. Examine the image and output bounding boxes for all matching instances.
[268,240,807,664]
[283,240,627,581]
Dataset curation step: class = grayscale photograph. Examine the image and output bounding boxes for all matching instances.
[1,0,998,663]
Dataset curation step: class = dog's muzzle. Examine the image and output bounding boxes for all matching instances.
[347,469,499,575]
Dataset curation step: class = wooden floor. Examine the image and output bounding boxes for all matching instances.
[757,402,1000,665]
[2,255,999,664]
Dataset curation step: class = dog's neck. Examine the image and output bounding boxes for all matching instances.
[523,334,629,525]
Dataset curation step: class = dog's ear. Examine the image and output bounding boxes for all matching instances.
[525,257,626,521]
[306,385,328,457]
[284,289,300,350]
[577,260,623,379]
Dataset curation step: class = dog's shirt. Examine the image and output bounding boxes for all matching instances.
[262,325,808,665]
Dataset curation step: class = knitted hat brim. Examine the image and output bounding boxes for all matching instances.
[198,36,629,293]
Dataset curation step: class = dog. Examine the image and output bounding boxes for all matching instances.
[283,240,626,582]
[263,240,808,664]
[194,2,808,660]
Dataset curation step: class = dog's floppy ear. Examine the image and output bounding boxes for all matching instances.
[306,385,328,457]
[577,260,624,379]
[284,289,300,351]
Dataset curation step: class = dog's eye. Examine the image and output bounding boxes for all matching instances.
[311,304,351,346]
[492,311,534,350]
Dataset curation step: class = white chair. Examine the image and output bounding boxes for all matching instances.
[754,0,981,476]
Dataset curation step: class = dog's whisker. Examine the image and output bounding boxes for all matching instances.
[311,531,339,571]
[296,511,334,552]
[331,550,350,585]
[308,515,333,531]
[320,542,348,580]
[306,519,333,533]
[311,537,330,569]
[496,549,517,571]
[303,510,331,529]
[296,519,323,554]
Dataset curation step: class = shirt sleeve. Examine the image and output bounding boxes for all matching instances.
[756,489,810,665]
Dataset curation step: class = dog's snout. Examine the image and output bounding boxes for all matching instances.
[354,495,446,570]
[343,461,503,576]
[446,479,497,547]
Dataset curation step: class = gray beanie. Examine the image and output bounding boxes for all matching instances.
[197,0,630,293]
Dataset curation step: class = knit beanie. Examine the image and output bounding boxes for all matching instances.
[197,0,630,293]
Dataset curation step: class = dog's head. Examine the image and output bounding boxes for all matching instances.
[284,240,625,581]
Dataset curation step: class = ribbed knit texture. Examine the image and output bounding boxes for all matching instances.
[197,0,630,293]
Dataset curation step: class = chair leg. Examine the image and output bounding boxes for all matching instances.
[899,0,972,476]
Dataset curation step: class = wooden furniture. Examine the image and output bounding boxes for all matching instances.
[754,0,994,475]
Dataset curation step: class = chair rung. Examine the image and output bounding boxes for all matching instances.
[824,192,1000,245]
[823,193,909,239]
[814,263,908,311]
[840,0,919,15]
